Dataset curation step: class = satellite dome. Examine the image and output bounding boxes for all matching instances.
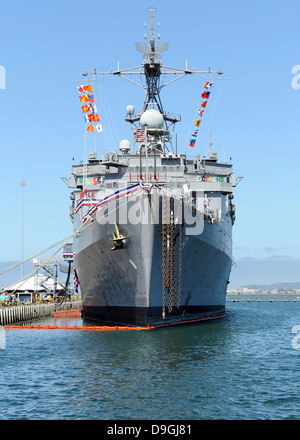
[140,109,164,129]
[126,105,135,115]
[119,139,131,153]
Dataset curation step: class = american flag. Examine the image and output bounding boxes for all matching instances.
[134,128,146,142]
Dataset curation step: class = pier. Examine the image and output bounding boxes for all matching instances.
[0,300,82,326]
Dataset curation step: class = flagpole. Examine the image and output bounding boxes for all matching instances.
[83,119,87,191]
[19,179,27,280]
[145,125,148,182]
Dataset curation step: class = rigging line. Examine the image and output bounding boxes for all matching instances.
[197,80,225,150]
[4,266,43,296]
[0,235,76,277]
[204,80,225,128]
[139,69,146,91]
[32,189,143,284]
[160,73,189,88]
[95,80,119,151]
[83,119,88,191]
[0,188,142,277]
[93,80,113,152]
[98,82,117,151]
[115,74,145,89]
[183,84,205,157]
[87,186,142,224]
[5,258,71,298]
[183,79,225,158]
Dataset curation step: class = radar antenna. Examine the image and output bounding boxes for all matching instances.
[80,8,226,148]
[135,7,169,65]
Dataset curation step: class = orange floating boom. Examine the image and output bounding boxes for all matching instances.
[5,325,154,331]
[4,313,226,331]
[52,308,83,317]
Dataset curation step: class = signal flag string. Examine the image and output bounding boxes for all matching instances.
[188,80,214,148]
[77,84,103,134]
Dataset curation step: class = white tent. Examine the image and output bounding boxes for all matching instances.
[6,274,65,294]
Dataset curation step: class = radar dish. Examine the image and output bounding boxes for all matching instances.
[135,41,169,55]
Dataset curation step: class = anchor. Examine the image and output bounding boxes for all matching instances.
[111,223,128,251]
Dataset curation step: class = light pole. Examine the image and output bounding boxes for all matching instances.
[19,179,27,280]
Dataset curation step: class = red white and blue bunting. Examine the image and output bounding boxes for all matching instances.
[76,184,140,223]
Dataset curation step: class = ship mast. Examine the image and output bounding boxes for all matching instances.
[82,9,222,110]
[81,8,224,151]
[140,7,165,114]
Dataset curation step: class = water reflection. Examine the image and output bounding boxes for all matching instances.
[3,302,300,420]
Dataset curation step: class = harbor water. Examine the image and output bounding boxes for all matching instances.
[0,295,300,420]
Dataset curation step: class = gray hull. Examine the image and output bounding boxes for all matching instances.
[74,194,232,327]
[66,8,241,328]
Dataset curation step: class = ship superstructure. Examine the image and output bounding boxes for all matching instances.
[64,8,242,327]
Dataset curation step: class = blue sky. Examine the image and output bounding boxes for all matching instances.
[0,0,300,287]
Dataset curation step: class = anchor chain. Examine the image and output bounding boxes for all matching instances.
[148,191,184,319]
[162,195,167,319]
[178,220,183,308]
[161,194,183,317]
[169,197,175,313]
[148,192,163,236]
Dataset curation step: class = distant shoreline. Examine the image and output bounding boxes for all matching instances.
[227,291,300,295]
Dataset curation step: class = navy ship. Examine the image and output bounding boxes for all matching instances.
[64,8,242,327]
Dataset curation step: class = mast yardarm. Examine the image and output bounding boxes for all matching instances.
[82,7,223,129]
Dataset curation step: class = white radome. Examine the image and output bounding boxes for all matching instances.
[119,139,131,152]
[126,105,135,115]
[140,109,164,128]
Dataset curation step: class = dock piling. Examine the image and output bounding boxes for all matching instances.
[0,301,82,326]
